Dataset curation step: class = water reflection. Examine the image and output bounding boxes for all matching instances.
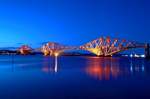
[42,56,58,73]
[85,57,120,80]
[54,56,58,72]
[0,56,150,98]
[85,57,146,80]
[0,55,148,79]
[129,58,146,73]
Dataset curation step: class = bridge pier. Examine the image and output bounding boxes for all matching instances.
[145,43,150,59]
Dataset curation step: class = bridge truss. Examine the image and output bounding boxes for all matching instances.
[18,36,145,56]
[80,37,145,56]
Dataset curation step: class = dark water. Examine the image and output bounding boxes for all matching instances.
[0,55,150,99]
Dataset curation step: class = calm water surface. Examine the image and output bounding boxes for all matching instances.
[0,55,150,99]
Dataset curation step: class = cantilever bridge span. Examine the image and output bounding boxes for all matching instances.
[80,37,146,56]
[41,42,78,56]
[19,36,149,58]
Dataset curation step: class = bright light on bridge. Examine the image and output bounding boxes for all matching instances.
[54,52,59,57]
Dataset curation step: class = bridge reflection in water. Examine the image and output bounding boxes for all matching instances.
[85,57,120,80]
[85,57,146,80]
[42,56,58,73]
[41,55,147,80]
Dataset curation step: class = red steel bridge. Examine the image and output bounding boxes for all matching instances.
[18,36,150,58]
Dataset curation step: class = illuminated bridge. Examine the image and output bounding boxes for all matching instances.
[41,42,78,56]
[18,45,32,55]
[80,37,146,56]
[18,36,150,58]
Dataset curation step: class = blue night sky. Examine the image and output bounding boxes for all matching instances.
[0,0,149,47]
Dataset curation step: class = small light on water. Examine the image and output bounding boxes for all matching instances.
[54,63,57,72]
[134,54,140,58]
[130,66,133,72]
[142,65,145,72]
[130,54,133,58]
[54,53,58,72]
[140,55,145,58]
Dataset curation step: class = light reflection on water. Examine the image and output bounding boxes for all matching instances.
[84,56,147,80]
[85,57,120,80]
[0,55,148,78]
[42,56,58,73]
[39,55,148,80]
[0,55,150,99]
